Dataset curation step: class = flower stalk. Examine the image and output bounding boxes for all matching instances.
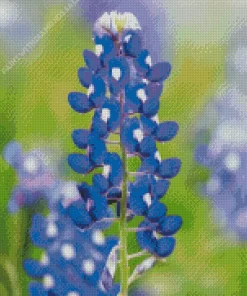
[119,91,129,295]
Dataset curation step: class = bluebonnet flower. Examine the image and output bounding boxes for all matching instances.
[80,1,172,63]
[25,201,120,296]
[67,11,182,294]
[195,86,247,240]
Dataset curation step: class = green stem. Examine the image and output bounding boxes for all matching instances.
[119,91,129,296]
[0,256,22,296]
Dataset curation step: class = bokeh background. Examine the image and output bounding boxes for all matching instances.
[0,0,247,295]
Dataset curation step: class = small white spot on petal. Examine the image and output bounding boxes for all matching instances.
[92,230,105,246]
[124,34,132,43]
[88,84,94,96]
[142,78,149,85]
[95,44,103,56]
[112,67,121,81]
[145,55,152,67]
[133,128,144,142]
[67,292,79,296]
[151,115,159,124]
[43,274,54,289]
[101,108,111,123]
[46,222,58,238]
[61,244,76,260]
[224,152,241,171]
[103,165,111,178]
[143,193,152,207]
[82,259,95,275]
[137,88,147,103]
[154,151,161,162]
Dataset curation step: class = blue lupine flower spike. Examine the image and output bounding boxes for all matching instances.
[67,11,182,295]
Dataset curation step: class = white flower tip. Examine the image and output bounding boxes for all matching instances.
[94,11,141,36]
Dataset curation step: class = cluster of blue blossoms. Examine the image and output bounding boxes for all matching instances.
[195,89,247,240]
[195,24,247,241]
[25,204,120,295]
[4,12,182,295]
[67,11,182,265]
[4,142,121,295]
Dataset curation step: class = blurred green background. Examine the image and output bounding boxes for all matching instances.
[0,1,247,295]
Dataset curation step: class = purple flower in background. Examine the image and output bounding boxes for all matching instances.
[3,141,81,212]
[67,11,182,295]
[195,86,247,240]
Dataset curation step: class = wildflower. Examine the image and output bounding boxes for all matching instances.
[67,11,182,294]
[25,201,120,296]
[195,86,247,240]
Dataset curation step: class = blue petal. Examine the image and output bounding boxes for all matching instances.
[72,129,90,149]
[93,174,109,193]
[108,57,130,95]
[156,237,176,257]
[155,121,179,142]
[134,50,151,74]
[29,283,47,296]
[139,136,157,157]
[146,82,163,99]
[153,179,170,199]
[91,110,108,138]
[68,92,92,113]
[108,283,121,296]
[147,62,171,82]
[24,259,46,278]
[67,199,92,229]
[78,67,92,87]
[158,215,182,235]
[95,35,117,65]
[158,158,181,178]
[136,221,157,253]
[194,144,209,166]
[140,115,158,135]
[139,156,159,175]
[89,75,106,108]
[90,192,108,221]
[102,99,121,132]
[30,214,49,247]
[125,84,143,114]
[89,137,106,165]
[121,117,140,154]
[143,97,159,118]
[104,153,123,187]
[147,202,166,222]
[68,154,92,174]
[83,50,101,72]
[122,30,142,57]
[3,141,22,167]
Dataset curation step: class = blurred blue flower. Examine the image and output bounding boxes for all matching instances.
[25,201,119,296]
[195,86,247,240]
[3,141,81,212]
